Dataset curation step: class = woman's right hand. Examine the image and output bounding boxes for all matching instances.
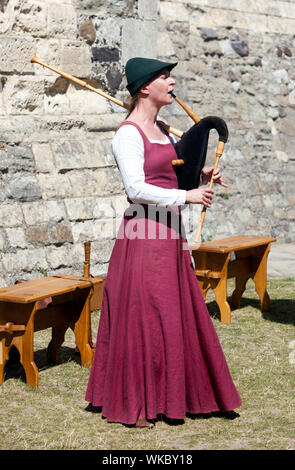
[185,187,214,207]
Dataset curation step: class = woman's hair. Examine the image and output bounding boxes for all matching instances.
[126,91,141,117]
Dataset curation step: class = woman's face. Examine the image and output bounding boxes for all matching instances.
[143,69,176,107]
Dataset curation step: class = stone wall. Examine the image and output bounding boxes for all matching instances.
[0,0,294,286]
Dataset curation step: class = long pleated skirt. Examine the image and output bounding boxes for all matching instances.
[85,207,242,424]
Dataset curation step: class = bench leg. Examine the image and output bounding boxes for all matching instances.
[73,289,94,368]
[15,325,39,388]
[212,277,231,324]
[253,244,271,312]
[196,276,210,301]
[231,274,250,309]
[47,323,69,364]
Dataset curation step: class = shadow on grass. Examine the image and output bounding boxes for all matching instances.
[3,345,81,384]
[206,297,295,326]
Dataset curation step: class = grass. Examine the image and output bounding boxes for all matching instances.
[0,278,294,450]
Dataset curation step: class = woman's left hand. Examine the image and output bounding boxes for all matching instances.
[201,167,229,188]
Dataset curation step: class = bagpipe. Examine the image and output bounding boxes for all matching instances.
[30,56,228,241]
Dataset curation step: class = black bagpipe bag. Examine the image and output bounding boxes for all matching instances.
[173,116,229,190]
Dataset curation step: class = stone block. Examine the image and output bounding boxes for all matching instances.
[47,3,77,38]
[122,19,157,64]
[26,221,73,246]
[49,222,74,244]
[0,1,13,35]
[67,82,110,115]
[91,46,119,63]
[66,168,123,198]
[0,144,35,173]
[91,17,121,47]
[65,197,96,220]
[51,139,106,171]
[34,39,62,76]
[22,200,66,225]
[37,173,72,199]
[2,76,44,115]
[89,239,114,264]
[44,88,71,115]
[84,113,124,133]
[5,227,27,248]
[79,19,96,45]
[159,1,189,22]
[45,244,83,270]
[61,41,92,77]
[71,218,116,243]
[267,15,295,35]
[138,0,157,19]
[157,32,176,58]
[26,224,50,245]
[0,204,23,227]
[12,0,47,38]
[93,198,115,219]
[0,37,35,73]
[65,196,114,220]
[1,247,48,273]
[5,174,42,202]
[0,230,5,250]
[32,142,56,173]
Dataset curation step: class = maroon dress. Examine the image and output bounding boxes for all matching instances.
[85,122,242,425]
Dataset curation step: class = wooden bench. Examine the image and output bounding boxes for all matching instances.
[0,274,105,388]
[190,235,276,324]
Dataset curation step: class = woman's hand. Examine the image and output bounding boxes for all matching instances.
[201,167,229,188]
[185,187,214,207]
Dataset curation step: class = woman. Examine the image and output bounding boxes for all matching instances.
[85,57,242,428]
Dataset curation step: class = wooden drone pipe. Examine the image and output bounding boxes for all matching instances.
[31,55,128,110]
[30,56,184,139]
[170,92,201,124]
[194,141,225,243]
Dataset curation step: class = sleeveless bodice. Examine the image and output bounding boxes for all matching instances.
[118,121,179,190]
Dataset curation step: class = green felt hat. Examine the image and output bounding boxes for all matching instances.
[125,57,177,96]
